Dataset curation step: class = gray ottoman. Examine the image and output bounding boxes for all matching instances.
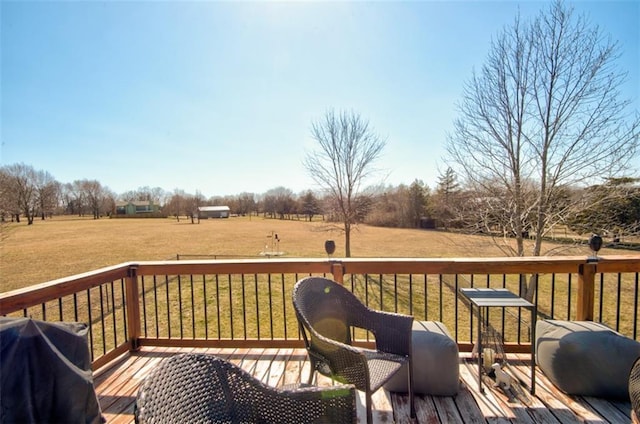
[536,319,640,399]
[384,321,459,395]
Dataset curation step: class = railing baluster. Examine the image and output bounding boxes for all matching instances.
[408,274,413,316]
[616,273,623,331]
[110,281,117,348]
[281,273,288,340]
[203,274,209,339]
[454,274,459,341]
[58,298,63,321]
[567,273,573,319]
[379,273,384,313]
[190,275,196,339]
[423,273,427,321]
[99,284,106,355]
[165,275,171,339]
[268,274,274,340]
[516,276,522,345]
[501,275,507,340]
[227,274,233,340]
[254,273,260,340]
[153,276,159,338]
[177,275,184,339]
[394,274,398,313]
[550,273,556,318]
[597,273,604,321]
[634,273,639,339]
[121,278,128,343]
[86,289,94,361]
[140,276,147,337]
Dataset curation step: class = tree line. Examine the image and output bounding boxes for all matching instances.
[0,161,432,226]
[2,161,638,239]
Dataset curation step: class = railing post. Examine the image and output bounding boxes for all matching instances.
[125,265,141,351]
[330,261,344,284]
[577,262,597,321]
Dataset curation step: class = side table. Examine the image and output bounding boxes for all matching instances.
[460,288,536,394]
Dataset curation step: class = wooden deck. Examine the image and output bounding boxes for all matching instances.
[94,347,632,424]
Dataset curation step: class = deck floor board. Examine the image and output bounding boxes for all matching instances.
[94,347,631,424]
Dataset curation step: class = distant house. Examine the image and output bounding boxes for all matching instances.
[115,200,159,216]
[198,206,231,219]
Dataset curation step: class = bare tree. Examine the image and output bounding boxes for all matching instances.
[0,166,21,222]
[70,180,87,216]
[166,189,189,221]
[34,170,59,220]
[1,163,39,224]
[447,1,638,271]
[364,184,409,228]
[82,180,101,219]
[187,190,204,223]
[304,110,386,257]
[261,187,295,220]
[236,192,256,217]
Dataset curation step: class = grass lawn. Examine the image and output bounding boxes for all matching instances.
[3,215,638,354]
[0,214,613,292]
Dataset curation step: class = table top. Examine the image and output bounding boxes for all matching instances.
[460,288,534,308]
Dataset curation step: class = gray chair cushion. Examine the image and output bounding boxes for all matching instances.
[536,319,640,399]
[384,321,459,395]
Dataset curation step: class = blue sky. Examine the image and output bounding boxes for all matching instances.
[2,1,638,198]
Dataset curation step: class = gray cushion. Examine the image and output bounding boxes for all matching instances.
[536,319,640,399]
[384,321,459,395]
[0,317,104,423]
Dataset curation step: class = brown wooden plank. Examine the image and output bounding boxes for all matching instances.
[252,347,279,382]
[93,346,633,424]
[459,359,513,422]
[96,348,160,412]
[433,395,465,423]
[523,362,605,424]
[283,348,308,386]
[394,393,437,423]
[478,373,535,424]
[496,361,560,424]
[453,381,490,424]
[372,389,395,423]
[507,358,583,424]
[581,396,631,423]
[265,348,295,388]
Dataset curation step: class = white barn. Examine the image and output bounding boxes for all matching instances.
[198,206,231,219]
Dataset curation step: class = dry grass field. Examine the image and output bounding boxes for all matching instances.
[0,214,621,293]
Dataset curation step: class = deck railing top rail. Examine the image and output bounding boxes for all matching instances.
[1,254,638,370]
[2,255,639,315]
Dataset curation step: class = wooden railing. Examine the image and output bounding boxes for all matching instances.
[1,256,638,369]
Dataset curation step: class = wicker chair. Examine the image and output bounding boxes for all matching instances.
[293,276,416,424]
[630,356,640,423]
[135,353,356,424]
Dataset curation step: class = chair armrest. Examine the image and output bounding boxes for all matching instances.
[365,310,413,356]
[307,327,371,389]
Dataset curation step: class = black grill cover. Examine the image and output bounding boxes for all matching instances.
[0,317,104,423]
